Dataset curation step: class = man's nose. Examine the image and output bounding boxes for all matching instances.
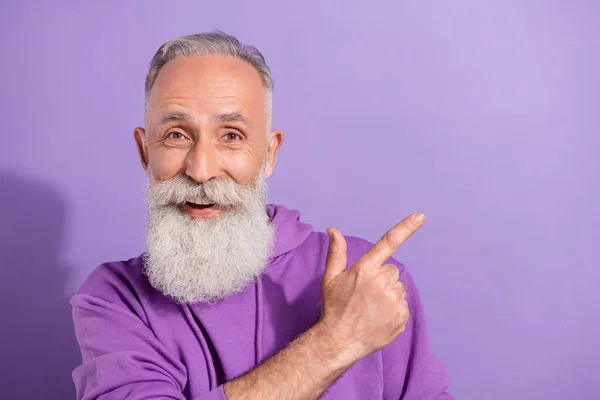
[185,140,221,183]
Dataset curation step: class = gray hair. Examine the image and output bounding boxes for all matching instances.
[145,31,274,131]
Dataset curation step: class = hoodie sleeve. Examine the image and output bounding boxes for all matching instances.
[71,293,226,400]
[382,261,453,400]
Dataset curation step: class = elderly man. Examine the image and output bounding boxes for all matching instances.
[72,31,452,400]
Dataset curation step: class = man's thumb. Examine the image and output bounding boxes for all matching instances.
[323,227,347,285]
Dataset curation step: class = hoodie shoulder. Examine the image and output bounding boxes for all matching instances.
[73,256,164,319]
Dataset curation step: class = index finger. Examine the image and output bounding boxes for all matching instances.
[360,212,426,266]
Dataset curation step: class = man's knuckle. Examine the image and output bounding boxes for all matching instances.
[383,264,397,274]
[402,304,410,320]
[354,264,368,279]
[382,232,399,249]
[403,221,416,233]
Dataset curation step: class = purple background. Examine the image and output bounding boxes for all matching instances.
[1,1,599,399]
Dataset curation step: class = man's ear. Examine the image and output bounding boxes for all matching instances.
[265,129,284,178]
[134,127,149,173]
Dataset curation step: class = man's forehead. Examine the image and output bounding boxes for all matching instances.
[146,55,267,125]
[150,55,265,99]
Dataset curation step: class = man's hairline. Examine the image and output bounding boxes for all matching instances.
[144,55,273,133]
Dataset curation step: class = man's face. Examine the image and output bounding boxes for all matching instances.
[133,55,283,303]
[135,55,282,218]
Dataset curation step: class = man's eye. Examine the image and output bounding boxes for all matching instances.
[166,131,186,140]
[225,132,242,141]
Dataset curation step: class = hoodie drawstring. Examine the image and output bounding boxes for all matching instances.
[184,304,217,389]
[255,277,263,366]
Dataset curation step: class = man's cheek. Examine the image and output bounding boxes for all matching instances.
[151,153,187,181]
[223,156,262,185]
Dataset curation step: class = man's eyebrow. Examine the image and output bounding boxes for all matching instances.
[158,111,191,126]
[213,112,252,128]
[157,111,253,128]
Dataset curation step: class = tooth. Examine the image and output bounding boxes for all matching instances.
[189,199,213,205]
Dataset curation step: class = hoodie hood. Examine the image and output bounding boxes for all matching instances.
[266,204,313,260]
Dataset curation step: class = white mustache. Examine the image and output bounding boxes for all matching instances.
[147,173,265,209]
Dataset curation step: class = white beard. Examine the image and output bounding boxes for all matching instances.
[143,166,274,304]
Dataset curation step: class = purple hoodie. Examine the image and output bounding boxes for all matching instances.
[72,204,452,399]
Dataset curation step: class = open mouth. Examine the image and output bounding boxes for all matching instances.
[181,199,225,217]
[185,201,216,210]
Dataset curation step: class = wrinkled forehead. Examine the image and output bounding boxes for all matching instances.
[145,55,268,129]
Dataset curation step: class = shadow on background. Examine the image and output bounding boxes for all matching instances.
[0,170,79,399]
